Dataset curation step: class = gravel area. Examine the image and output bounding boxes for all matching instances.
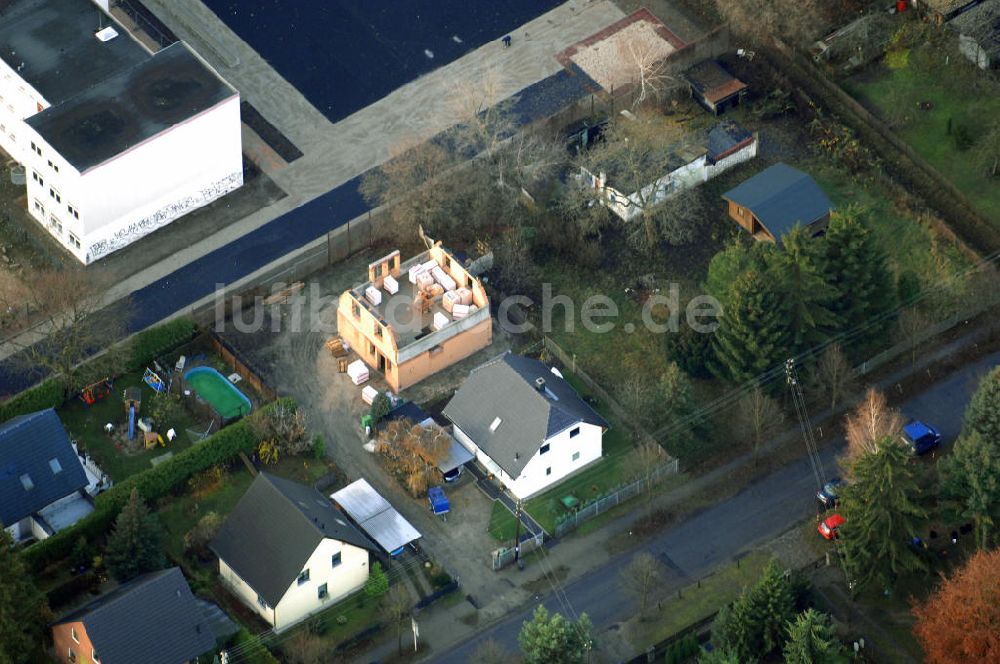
[570,20,678,91]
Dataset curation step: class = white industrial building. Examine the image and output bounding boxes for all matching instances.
[0,0,243,264]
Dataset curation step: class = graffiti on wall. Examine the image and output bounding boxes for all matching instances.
[85,170,243,263]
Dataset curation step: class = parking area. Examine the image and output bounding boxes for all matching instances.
[220,249,529,609]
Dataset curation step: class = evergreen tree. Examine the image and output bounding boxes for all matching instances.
[938,431,1000,549]
[713,559,796,661]
[767,226,840,354]
[964,366,1000,445]
[783,609,849,664]
[364,561,389,598]
[518,605,594,664]
[818,207,896,350]
[105,488,165,582]
[0,530,51,663]
[839,437,928,593]
[704,240,772,304]
[710,270,790,385]
[697,648,741,664]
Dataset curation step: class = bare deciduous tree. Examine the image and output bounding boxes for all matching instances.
[249,401,308,455]
[734,385,785,467]
[382,584,412,656]
[718,0,822,47]
[814,343,856,409]
[626,438,669,515]
[377,420,451,497]
[843,388,904,465]
[622,40,682,108]
[282,631,326,664]
[621,552,666,616]
[0,266,128,394]
[896,307,929,369]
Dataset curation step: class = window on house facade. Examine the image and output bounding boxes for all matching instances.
[68,234,81,249]
[70,627,79,643]
[47,159,59,173]
[67,648,77,663]
[374,323,383,339]
[570,427,580,438]
[33,199,44,216]
[92,650,100,662]
[49,187,61,203]
[297,569,310,585]
[257,594,269,609]
[318,583,329,600]
[31,141,41,156]
[572,451,581,462]
[49,215,62,234]
[539,443,550,455]
[545,467,552,476]
[352,301,361,319]
[67,204,79,220]
[31,170,42,185]
[332,551,342,567]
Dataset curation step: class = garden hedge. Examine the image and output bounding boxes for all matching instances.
[0,317,197,426]
[23,398,295,573]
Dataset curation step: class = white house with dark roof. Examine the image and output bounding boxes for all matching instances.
[210,473,378,632]
[443,353,610,500]
[0,0,242,263]
[1,409,103,543]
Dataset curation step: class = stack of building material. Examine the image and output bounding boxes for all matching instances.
[456,287,473,305]
[432,266,457,291]
[325,338,349,357]
[432,311,449,331]
[408,264,426,284]
[442,290,461,313]
[452,303,470,319]
[361,385,379,405]
[422,259,438,273]
[427,283,444,298]
[347,360,370,385]
[365,286,382,306]
[383,275,399,295]
[416,271,434,290]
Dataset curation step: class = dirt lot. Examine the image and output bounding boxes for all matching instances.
[219,249,555,616]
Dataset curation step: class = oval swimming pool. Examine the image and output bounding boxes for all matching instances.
[184,367,252,419]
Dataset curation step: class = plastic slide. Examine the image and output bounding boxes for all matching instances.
[128,404,137,441]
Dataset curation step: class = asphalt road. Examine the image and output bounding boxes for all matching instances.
[434,350,1000,663]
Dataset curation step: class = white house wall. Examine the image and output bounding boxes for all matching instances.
[453,422,604,500]
[511,422,603,499]
[0,57,50,162]
[585,136,757,222]
[272,539,370,632]
[218,558,277,626]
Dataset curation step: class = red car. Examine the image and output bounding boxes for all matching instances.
[818,514,845,540]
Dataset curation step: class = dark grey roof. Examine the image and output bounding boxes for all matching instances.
[27,41,237,172]
[0,0,147,106]
[442,353,609,477]
[0,408,87,527]
[55,567,215,664]
[722,162,833,240]
[706,120,753,162]
[211,473,376,606]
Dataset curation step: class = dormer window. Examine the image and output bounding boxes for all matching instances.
[19,473,33,491]
[489,417,502,433]
[48,458,63,474]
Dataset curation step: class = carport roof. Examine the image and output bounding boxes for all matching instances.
[331,479,421,554]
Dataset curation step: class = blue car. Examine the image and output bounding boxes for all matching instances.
[816,478,844,509]
[902,421,942,455]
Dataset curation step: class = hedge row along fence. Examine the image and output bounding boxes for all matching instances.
[0,317,197,424]
[24,398,295,573]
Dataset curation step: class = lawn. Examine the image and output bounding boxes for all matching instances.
[627,548,773,651]
[803,158,970,280]
[845,54,1000,223]
[488,500,518,542]
[59,371,202,481]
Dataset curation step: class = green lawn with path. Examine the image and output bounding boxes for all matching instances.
[846,56,1000,224]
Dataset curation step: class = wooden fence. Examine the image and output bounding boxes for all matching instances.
[207,330,278,402]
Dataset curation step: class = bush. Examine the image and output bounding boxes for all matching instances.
[184,512,224,560]
[230,629,281,664]
[369,393,392,425]
[126,317,197,372]
[312,435,326,460]
[23,398,295,573]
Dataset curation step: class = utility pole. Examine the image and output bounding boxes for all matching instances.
[785,358,827,496]
[513,498,522,565]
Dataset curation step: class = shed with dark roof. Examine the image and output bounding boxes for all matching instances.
[722,163,833,242]
[0,409,88,536]
[51,567,214,664]
[685,60,748,115]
